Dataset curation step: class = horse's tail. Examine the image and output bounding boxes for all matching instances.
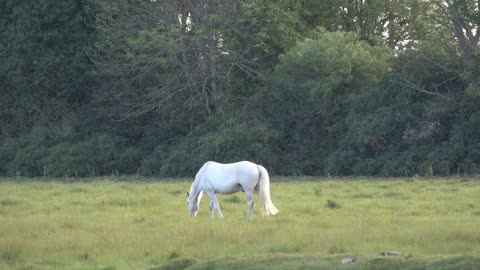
[257,165,279,216]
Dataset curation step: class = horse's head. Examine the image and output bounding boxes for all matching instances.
[186,190,202,217]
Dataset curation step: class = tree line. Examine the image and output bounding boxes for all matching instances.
[1,0,479,177]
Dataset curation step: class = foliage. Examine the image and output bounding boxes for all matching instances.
[275,31,392,98]
[0,0,479,177]
[327,44,480,176]
[297,0,431,49]
[0,0,93,136]
[141,113,279,177]
[0,127,141,177]
[265,32,391,175]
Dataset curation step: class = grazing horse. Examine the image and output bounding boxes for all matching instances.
[187,161,279,218]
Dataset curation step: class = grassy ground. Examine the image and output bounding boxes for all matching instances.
[0,177,479,269]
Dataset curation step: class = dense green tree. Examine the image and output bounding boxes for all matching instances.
[266,32,392,174]
[297,0,430,49]
[1,0,479,177]
[332,46,479,176]
[0,0,93,136]
[88,0,304,119]
[0,0,98,176]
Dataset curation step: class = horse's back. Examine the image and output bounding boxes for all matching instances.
[233,161,259,178]
[209,160,258,175]
[202,160,257,172]
[199,161,260,193]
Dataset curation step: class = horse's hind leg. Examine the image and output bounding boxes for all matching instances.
[254,184,260,197]
[245,191,254,218]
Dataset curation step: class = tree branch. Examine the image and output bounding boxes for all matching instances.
[389,79,453,100]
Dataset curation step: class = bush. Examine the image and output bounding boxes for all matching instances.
[47,134,140,177]
[144,114,279,177]
[325,199,340,209]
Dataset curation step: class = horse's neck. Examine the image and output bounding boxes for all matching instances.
[190,180,202,201]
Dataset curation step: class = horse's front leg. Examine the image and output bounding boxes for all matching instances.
[209,200,214,219]
[245,191,254,219]
[207,192,224,219]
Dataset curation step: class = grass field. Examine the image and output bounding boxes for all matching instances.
[0,177,479,269]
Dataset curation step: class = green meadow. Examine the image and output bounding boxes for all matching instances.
[1,177,480,270]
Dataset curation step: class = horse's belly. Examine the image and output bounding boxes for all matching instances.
[214,182,243,194]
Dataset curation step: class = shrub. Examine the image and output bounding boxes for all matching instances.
[325,199,340,209]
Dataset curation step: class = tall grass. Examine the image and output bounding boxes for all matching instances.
[0,177,479,269]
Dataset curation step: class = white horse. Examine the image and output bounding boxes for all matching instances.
[187,161,279,218]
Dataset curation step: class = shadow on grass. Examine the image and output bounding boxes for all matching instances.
[147,257,197,270]
[151,255,480,270]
